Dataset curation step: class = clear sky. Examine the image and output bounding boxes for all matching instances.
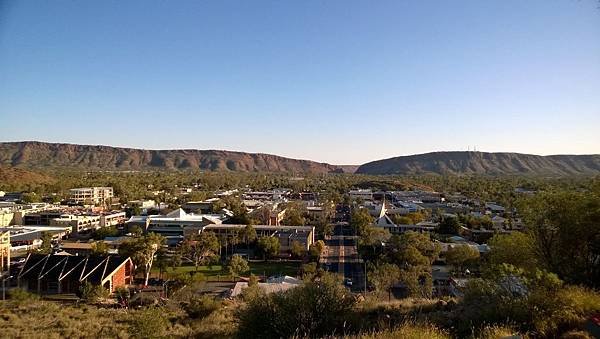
[1,0,599,164]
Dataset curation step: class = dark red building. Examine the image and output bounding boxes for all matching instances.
[17,253,133,294]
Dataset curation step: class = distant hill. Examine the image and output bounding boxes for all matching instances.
[356,151,600,176]
[0,141,349,173]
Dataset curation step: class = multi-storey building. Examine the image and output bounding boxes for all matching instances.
[68,187,114,205]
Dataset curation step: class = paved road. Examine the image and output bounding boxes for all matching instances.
[321,223,365,292]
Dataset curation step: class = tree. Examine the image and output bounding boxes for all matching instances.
[519,191,600,287]
[21,192,41,203]
[227,254,249,281]
[369,262,401,301]
[406,212,426,224]
[39,231,53,254]
[315,218,333,239]
[119,233,165,286]
[91,241,109,255]
[357,224,391,251]
[257,236,280,260]
[282,203,305,226]
[180,231,220,271]
[128,225,143,237]
[350,208,373,235]
[457,264,600,337]
[384,232,441,298]
[170,252,182,271]
[92,226,119,240]
[290,240,305,259]
[238,224,257,258]
[301,262,318,281]
[437,216,462,235]
[308,240,325,261]
[445,245,480,274]
[155,247,169,279]
[487,232,537,272]
[392,215,413,225]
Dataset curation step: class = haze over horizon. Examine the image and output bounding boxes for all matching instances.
[1,0,599,164]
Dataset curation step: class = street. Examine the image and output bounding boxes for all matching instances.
[321,223,365,292]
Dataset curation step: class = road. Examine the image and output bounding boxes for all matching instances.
[320,223,365,292]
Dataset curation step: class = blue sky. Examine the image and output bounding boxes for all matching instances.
[1,0,599,164]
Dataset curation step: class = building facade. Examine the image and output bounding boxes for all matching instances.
[69,187,114,205]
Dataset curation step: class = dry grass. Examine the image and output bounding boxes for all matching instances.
[340,322,450,339]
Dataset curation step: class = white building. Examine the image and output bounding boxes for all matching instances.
[69,187,114,204]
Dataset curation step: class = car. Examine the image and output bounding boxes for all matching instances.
[344,278,353,286]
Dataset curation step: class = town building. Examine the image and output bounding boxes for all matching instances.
[68,187,114,205]
[17,253,133,294]
[126,208,226,245]
[349,189,373,201]
[99,211,127,228]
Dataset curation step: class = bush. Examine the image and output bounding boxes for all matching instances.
[457,265,600,337]
[78,282,109,302]
[7,288,40,303]
[237,272,356,338]
[182,295,221,319]
[129,307,169,339]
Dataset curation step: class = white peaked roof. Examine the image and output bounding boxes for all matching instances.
[378,199,387,219]
[166,208,187,219]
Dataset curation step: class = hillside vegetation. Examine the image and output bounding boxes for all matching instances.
[356,151,600,176]
[0,166,55,187]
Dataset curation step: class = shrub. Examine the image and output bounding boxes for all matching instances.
[78,281,109,302]
[7,288,40,303]
[182,295,221,319]
[129,307,169,339]
[237,272,356,338]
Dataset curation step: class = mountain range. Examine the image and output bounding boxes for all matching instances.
[0,141,599,176]
[355,151,600,176]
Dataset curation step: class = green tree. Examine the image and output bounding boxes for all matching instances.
[119,233,165,286]
[350,207,373,235]
[437,216,462,235]
[93,226,119,240]
[128,225,143,237]
[519,191,600,287]
[445,245,480,274]
[392,215,413,225]
[487,232,537,272]
[257,236,280,260]
[180,231,220,271]
[91,241,109,255]
[290,240,305,259]
[369,262,401,301]
[38,231,53,254]
[282,203,305,226]
[21,192,41,203]
[384,232,441,298]
[227,254,249,281]
[308,240,325,261]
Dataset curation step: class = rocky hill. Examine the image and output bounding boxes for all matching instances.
[0,141,345,173]
[356,151,600,176]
